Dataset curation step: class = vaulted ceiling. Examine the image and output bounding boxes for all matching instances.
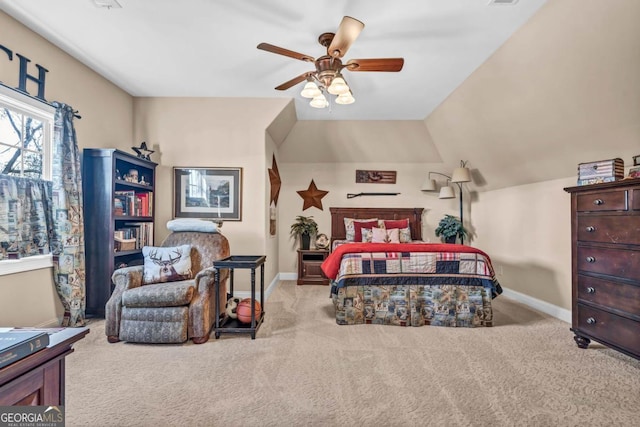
[0,0,546,120]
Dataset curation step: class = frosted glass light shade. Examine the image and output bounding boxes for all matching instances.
[421,178,437,191]
[451,167,471,183]
[310,94,329,108]
[335,92,355,105]
[301,81,321,98]
[438,186,455,199]
[327,77,349,95]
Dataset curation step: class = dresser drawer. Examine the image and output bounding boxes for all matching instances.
[577,215,640,245]
[576,190,627,212]
[577,246,640,281]
[578,275,640,315]
[577,304,640,355]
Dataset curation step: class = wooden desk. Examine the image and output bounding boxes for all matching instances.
[0,327,89,406]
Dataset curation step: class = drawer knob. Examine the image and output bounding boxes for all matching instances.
[593,199,604,205]
[587,287,596,294]
[585,226,595,232]
[587,317,596,325]
[585,256,596,263]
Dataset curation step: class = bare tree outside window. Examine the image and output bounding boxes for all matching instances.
[0,107,45,178]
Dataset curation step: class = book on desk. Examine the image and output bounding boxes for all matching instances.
[0,330,50,369]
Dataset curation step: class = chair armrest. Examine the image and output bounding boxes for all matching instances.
[106,265,144,338]
[111,265,144,292]
[194,266,228,293]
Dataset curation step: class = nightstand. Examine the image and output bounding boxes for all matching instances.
[297,249,329,285]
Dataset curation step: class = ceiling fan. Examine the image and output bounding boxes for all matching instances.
[257,16,404,107]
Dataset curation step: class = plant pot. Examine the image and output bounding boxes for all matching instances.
[445,236,456,244]
[300,234,311,250]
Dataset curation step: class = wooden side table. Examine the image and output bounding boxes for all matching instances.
[213,255,266,339]
[0,327,89,406]
[297,249,329,285]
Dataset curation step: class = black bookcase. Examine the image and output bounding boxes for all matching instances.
[82,149,157,317]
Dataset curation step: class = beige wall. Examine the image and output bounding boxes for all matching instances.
[471,177,574,310]
[277,162,463,272]
[0,11,134,326]
[132,97,289,291]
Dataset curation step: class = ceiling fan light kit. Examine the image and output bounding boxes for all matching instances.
[310,94,329,109]
[258,16,404,110]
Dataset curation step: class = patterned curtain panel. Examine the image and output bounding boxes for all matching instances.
[0,175,53,260]
[51,102,85,327]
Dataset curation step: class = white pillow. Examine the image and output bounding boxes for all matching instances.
[371,227,400,243]
[142,245,193,284]
[167,219,219,233]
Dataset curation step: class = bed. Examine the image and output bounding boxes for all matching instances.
[322,207,502,327]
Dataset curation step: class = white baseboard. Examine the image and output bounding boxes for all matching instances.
[278,272,297,281]
[501,287,571,324]
[36,318,61,328]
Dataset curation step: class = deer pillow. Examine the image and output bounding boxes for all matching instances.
[142,245,193,285]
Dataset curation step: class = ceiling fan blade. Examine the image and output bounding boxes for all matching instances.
[257,43,315,63]
[345,58,405,72]
[274,72,314,91]
[327,16,365,58]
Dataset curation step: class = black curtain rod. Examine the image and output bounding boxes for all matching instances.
[0,81,81,119]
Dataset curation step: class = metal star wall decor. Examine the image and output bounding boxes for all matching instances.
[268,154,281,206]
[132,141,154,161]
[297,179,329,211]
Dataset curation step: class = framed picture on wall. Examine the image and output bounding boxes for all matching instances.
[173,167,243,220]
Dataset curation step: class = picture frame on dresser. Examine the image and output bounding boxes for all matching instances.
[173,167,242,221]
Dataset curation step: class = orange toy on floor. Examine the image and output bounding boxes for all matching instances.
[236,298,261,324]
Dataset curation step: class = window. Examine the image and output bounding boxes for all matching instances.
[0,84,55,275]
[0,84,54,180]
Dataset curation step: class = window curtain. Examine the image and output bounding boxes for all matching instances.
[0,175,53,259]
[50,102,85,327]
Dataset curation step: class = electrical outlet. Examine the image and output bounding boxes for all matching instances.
[497,264,504,276]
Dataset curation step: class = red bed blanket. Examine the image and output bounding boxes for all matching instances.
[321,242,493,280]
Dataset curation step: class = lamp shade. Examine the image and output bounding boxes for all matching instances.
[421,178,437,191]
[335,91,355,105]
[451,167,471,183]
[300,81,321,98]
[438,186,455,199]
[327,77,349,95]
[310,94,328,108]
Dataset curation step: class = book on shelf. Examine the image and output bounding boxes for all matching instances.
[0,330,50,369]
[114,190,152,217]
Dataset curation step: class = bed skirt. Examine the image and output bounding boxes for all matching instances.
[332,284,493,327]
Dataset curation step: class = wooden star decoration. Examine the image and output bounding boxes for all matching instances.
[132,141,154,161]
[268,154,281,206]
[297,179,329,211]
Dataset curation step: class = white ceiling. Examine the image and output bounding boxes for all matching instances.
[0,0,547,120]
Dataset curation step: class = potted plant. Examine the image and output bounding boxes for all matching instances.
[434,214,468,244]
[290,215,318,250]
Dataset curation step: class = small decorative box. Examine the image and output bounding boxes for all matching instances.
[114,237,136,252]
[577,158,624,185]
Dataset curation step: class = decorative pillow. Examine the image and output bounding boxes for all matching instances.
[353,221,379,242]
[383,219,409,229]
[361,228,374,243]
[344,218,378,241]
[371,227,400,243]
[142,245,193,284]
[398,227,412,243]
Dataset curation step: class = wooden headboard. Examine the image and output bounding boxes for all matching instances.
[329,207,424,243]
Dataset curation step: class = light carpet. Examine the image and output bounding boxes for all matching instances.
[66,282,640,426]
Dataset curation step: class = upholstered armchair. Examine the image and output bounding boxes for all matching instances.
[105,231,230,344]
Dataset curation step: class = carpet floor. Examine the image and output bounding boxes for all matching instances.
[66,282,640,426]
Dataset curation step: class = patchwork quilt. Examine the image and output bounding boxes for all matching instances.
[322,243,502,327]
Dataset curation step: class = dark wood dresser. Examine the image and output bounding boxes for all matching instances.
[564,180,640,360]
